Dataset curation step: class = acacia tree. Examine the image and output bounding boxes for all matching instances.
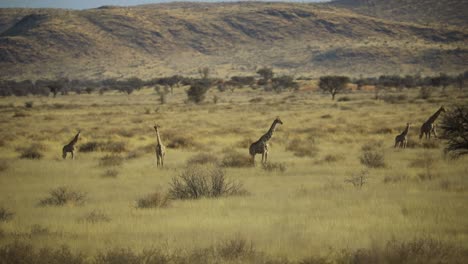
[187,79,211,104]
[440,106,468,157]
[319,76,350,100]
[256,67,274,85]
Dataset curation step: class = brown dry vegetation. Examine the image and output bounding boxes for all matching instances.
[0,85,467,262]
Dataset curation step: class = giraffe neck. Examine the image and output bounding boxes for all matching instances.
[401,124,410,136]
[68,132,80,146]
[426,108,443,124]
[260,121,278,142]
[156,129,162,145]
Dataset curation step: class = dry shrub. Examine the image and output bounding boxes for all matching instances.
[0,207,14,222]
[101,141,127,153]
[0,242,86,264]
[79,210,110,223]
[320,114,332,119]
[249,97,263,103]
[39,186,86,206]
[136,192,170,208]
[236,137,253,148]
[382,94,407,104]
[322,154,344,163]
[187,152,219,166]
[221,149,252,168]
[102,169,119,178]
[217,237,256,260]
[79,141,101,152]
[169,165,247,200]
[336,238,467,264]
[345,170,369,188]
[337,96,351,102]
[95,248,168,264]
[384,172,409,183]
[286,138,319,158]
[422,140,440,149]
[99,154,124,167]
[360,141,385,168]
[439,180,467,192]
[262,162,287,173]
[166,135,197,149]
[18,143,45,160]
[374,127,394,134]
[12,111,29,118]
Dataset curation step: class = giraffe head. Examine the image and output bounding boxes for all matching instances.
[154,124,160,132]
[440,106,446,113]
[275,117,283,125]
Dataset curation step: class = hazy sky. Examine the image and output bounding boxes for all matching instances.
[0,0,330,10]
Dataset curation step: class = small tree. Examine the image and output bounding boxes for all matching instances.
[319,75,350,100]
[198,67,210,79]
[187,79,211,104]
[440,106,468,157]
[271,75,299,92]
[256,67,273,85]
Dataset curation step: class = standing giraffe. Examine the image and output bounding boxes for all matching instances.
[62,131,80,159]
[154,125,166,167]
[419,106,446,140]
[394,123,410,148]
[249,117,283,165]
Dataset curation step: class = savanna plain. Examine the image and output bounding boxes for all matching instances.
[0,85,467,263]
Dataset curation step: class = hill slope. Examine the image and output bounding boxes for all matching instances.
[0,2,466,80]
[328,0,468,27]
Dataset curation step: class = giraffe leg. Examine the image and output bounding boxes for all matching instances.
[62,150,67,159]
[71,151,74,160]
[250,154,255,166]
[156,156,160,167]
[161,156,164,167]
[261,152,265,164]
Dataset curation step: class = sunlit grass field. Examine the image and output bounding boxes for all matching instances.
[0,86,467,262]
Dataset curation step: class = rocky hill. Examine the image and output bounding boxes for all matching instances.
[0,2,466,80]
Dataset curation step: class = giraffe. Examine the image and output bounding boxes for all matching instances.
[419,106,446,140]
[154,125,166,167]
[394,123,410,148]
[249,117,283,165]
[62,131,80,159]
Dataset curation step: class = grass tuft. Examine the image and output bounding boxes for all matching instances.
[136,192,170,209]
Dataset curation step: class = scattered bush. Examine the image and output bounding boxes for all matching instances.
[382,94,407,104]
[320,114,332,119]
[221,150,252,168]
[79,210,110,223]
[0,207,14,222]
[95,248,168,264]
[322,154,344,163]
[101,141,127,153]
[99,154,124,167]
[337,96,351,102]
[217,237,256,260]
[249,97,263,103]
[136,192,170,209]
[167,135,196,149]
[12,111,29,118]
[0,242,86,264]
[187,152,219,166]
[169,165,247,200]
[286,138,319,158]
[79,141,101,152]
[345,170,369,188]
[18,144,44,160]
[262,162,287,173]
[24,101,34,108]
[422,140,440,149]
[360,149,385,168]
[39,186,86,206]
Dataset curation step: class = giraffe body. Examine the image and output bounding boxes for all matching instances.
[154,125,166,167]
[419,106,445,140]
[395,123,410,148]
[62,131,80,159]
[249,117,283,165]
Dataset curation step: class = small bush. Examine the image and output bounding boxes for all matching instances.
[262,162,287,173]
[167,135,196,149]
[217,237,256,260]
[360,149,385,168]
[169,165,247,200]
[187,152,219,165]
[382,94,407,104]
[0,242,86,264]
[383,172,409,183]
[419,86,432,99]
[12,111,29,118]
[221,150,252,168]
[286,138,319,158]
[0,207,14,222]
[102,169,119,178]
[249,97,263,103]
[79,210,110,223]
[18,145,44,160]
[39,186,86,206]
[79,141,101,152]
[136,192,170,208]
[345,170,369,188]
[95,248,168,264]
[337,96,351,102]
[101,141,127,153]
[422,140,440,149]
[24,101,34,108]
[320,114,332,119]
[99,154,124,167]
[322,154,344,163]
